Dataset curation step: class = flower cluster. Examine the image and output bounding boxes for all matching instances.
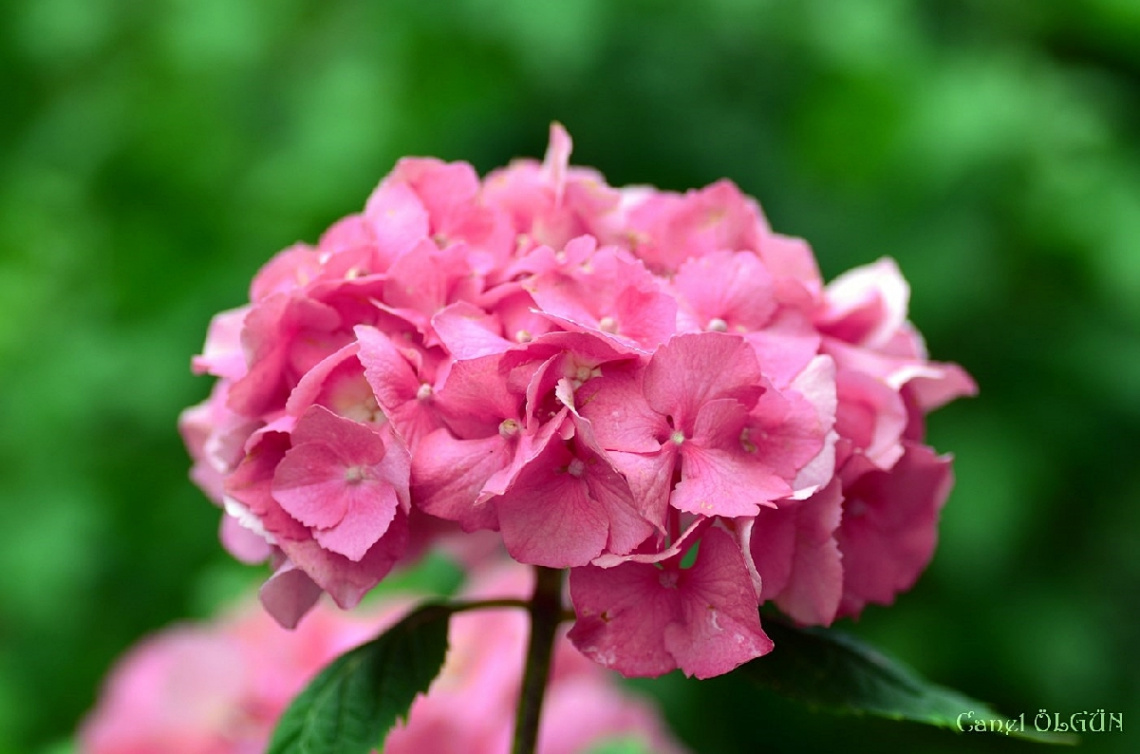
[79,565,687,754]
[181,124,975,679]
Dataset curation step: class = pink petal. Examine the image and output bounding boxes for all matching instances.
[673,250,778,332]
[219,513,272,565]
[834,369,908,470]
[223,430,310,542]
[836,444,953,617]
[576,366,667,454]
[410,429,507,530]
[313,482,400,561]
[819,257,909,349]
[433,353,523,437]
[669,398,792,517]
[362,179,431,260]
[745,377,829,485]
[605,448,677,527]
[495,436,651,568]
[568,527,770,679]
[643,333,763,430]
[279,510,410,610]
[259,561,324,629]
[568,561,683,678]
[673,441,786,518]
[663,528,773,679]
[756,233,822,299]
[191,306,249,380]
[742,309,821,388]
[544,122,573,205]
[227,293,341,418]
[271,444,349,526]
[389,157,482,235]
[751,480,844,626]
[496,454,610,568]
[430,302,513,359]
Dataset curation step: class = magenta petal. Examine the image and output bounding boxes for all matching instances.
[568,562,680,678]
[836,444,953,616]
[751,480,844,626]
[776,483,843,626]
[569,528,770,679]
[410,429,506,530]
[497,464,609,568]
[661,528,773,678]
[495,437,651,568]
[259,561,323,629]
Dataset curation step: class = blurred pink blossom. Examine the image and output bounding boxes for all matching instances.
[79,565,688,754]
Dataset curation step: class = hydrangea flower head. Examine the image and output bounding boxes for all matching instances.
[181,124,975,677]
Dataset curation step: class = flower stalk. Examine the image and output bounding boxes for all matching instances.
[512,566,565,754]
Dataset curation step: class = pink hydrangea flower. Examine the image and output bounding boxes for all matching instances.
[181,123,975,678]
[78,566,688,754]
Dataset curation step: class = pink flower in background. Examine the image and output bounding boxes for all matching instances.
[181,123,975,678]
[78,595,385,754]
[78,566,688,754]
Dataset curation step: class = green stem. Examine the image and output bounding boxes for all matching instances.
[511,566,564,754]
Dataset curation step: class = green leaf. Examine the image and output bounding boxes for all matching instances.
[740,617,1078,745]
[582,736,656,754]
[267,602,452,754]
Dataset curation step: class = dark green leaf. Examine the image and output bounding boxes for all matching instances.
[740,618,1077,745]
[267,603,452,754]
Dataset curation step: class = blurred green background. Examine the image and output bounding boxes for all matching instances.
[1,1,1137,752]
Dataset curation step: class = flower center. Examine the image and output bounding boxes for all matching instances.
[343,465,367,485]
[499,419,520,438]
[670,430,686,445]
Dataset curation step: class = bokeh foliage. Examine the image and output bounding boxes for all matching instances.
[1,1,1136,752]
